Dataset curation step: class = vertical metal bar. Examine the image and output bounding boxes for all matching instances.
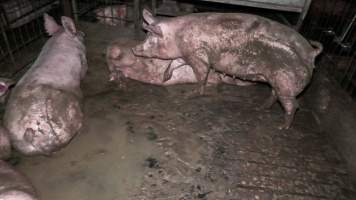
[0,14,16,69]
[333,0,352,36]
[296,0,311,31]
[338,13,356,43]
[134,0,140,30]
[63,0,74,18]
[152,0,157,16]
[71,0,78,21]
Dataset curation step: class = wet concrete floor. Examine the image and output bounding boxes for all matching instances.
[5,23,356,199]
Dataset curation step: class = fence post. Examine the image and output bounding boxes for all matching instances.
[62,0,74,19]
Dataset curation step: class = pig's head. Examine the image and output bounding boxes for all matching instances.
[44,13,85,44]
[106,43,138,81]
[132,8,181,59]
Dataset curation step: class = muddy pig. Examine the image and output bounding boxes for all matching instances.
[3,14,87,155]
[133,9,323,129]
[107,39,252,87]
[0,160,38,200]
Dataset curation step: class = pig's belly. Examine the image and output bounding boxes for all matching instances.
[213,62,268,83]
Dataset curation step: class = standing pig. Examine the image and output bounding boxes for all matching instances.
[133,9,323,129]
[3,14,87,155]
[0,160,38,200]
[106,39,252,87]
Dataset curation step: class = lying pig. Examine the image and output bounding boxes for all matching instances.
[106,39,252,87]
[133,9,323,129]
[0,160,38,200]
[3,14,87,155]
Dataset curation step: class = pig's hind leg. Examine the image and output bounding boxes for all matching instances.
[278,95,298,130]
[272,72,300,130]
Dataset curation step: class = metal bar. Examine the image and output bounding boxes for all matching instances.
[71,0,79,21]
[335,13,356,44]
[197,0,303,12]
[152,0,157,16]
[134,0,140,30]
[0,13,16,69]
[295,0,311,30]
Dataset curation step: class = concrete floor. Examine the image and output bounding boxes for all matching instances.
[8,23,356,199]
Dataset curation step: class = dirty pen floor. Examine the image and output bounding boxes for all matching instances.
[11,23,355,200]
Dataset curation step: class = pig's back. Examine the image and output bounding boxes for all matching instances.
[175,13,315,62]
[17,35,84,92]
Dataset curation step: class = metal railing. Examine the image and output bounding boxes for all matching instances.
[0,0,60,77]
[301,0,356,99]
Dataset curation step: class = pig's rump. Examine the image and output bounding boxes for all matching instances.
[4,84,83,155]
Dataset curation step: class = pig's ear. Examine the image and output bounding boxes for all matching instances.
[0,83,8,95]
[143,23,163,37]
[44,13,60,36]
[0,78,15,88]
[61,16,77,36]
[142,8,156,25]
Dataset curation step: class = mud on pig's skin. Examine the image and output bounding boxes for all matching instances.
[3,14,87,155]
[106,39,252,87]
[132,9,323,129]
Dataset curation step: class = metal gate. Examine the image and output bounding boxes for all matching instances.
[301,0,356,99]
[0,0,61,77]
[71,0,142,29]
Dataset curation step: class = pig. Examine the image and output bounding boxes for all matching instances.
[3,14,87,155]
[95,5,132,26]
[106,39,252,87]
[132,9,323,129]
[0,160,38,200]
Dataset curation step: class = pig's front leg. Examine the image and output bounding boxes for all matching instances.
[163,59,187,82]
[186,51,210,96]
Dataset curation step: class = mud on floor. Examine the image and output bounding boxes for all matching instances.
[4,23,356,200]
